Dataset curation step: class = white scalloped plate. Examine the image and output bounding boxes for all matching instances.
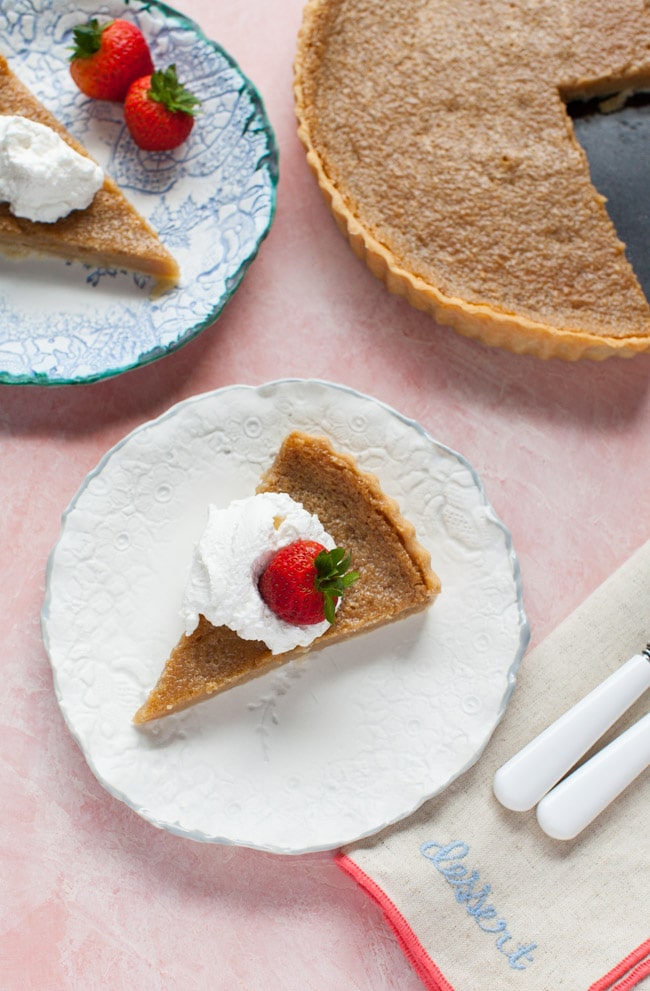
[0,0,277,385]
[42,380,530,853]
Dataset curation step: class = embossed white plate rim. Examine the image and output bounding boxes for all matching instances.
[42,379,530,853]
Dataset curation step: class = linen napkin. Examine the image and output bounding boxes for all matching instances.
[338,540,650,991]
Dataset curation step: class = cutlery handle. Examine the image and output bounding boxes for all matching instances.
[493,652,650,811]
[536,711,650,840]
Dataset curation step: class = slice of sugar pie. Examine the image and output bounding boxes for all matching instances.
[0,54,179,286]
[133,431,440,723]
[294,0,650,360]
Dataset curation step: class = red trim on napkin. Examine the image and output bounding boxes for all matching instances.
[589,941,650,991]
[337,854,650,991]
[336,853,455,991]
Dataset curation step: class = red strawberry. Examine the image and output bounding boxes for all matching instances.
[69,18,154,101]
[123,65,200,151]
[258,540,359,627]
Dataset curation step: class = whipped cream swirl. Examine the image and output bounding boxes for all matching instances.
[0,115,104,223]
[182,492,336,654]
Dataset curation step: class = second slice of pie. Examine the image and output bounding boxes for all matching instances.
[0,53,179,286]
[134,431,440,723]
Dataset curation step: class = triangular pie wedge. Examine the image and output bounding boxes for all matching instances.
[134,431,440,723]
[0,54,179,287]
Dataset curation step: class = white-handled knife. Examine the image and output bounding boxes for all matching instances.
[493,644,650,812]
[535,711,650,840]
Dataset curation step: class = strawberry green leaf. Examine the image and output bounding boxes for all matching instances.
[314,547,360,625]
[69,19,109,60]
[323,593,337,626]
[148,64,201,116]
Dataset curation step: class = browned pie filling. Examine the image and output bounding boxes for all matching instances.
[294,0,650,359]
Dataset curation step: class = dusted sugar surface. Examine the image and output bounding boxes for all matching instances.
[296,0,650,351]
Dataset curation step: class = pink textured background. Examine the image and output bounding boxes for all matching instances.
[2,1,650,988]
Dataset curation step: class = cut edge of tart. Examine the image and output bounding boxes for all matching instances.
[133,431,440,723]
[0,53,179,289]
[293,0,650,362]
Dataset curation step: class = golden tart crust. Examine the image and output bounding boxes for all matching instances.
[294,0,650,360]
[134,431,440,723]
[0,54,179,286]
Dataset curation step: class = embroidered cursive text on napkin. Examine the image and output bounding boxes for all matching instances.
[420,841,537,971]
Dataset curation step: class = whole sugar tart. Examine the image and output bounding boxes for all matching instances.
[294,0,650,360]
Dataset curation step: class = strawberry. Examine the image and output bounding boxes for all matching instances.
[69,18,154,101]
[123,65,200,151]
[258,540,359,627]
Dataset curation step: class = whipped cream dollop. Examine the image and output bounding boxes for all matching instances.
[0,115,104,223]
[182,492,337,654]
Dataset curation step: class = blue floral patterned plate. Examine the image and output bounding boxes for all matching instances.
[0,0,278,385]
